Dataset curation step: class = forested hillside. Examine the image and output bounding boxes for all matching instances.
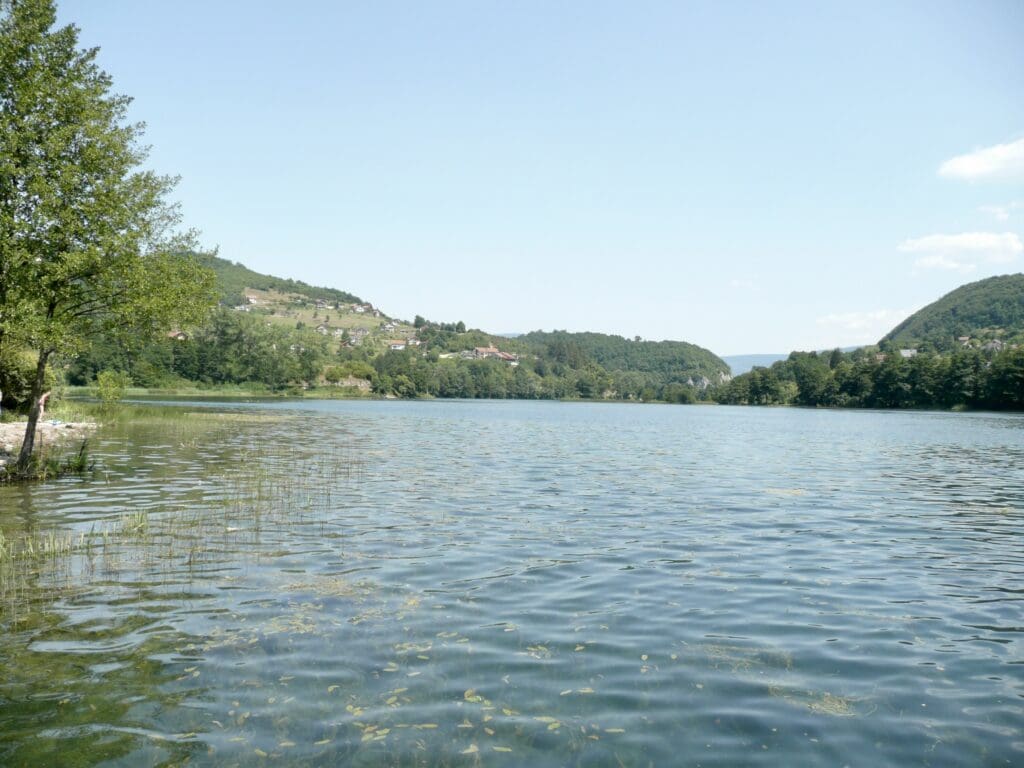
[62,259,729,403]
[881,273,1024,350]
[519,331,729,380]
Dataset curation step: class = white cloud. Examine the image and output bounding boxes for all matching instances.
[911,254,976,273]
[939,137,1024,182]
[979,201,1023,222]
[728,278,758,290]
[814,308,916,346]
[898,231,1023,272]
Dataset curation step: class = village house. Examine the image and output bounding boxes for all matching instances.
[166,330,189,341]
[388,340,407,351]
[472,346,519,363]
[899,349,918,359]
[315,323,330,335]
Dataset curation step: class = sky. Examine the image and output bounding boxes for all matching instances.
[58,0,1024,355]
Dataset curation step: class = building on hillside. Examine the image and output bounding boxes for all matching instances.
[899,349,918,359]
[166,330,189,341]
[388,340,407,351]
[315,324,330,335]
[983,339,1005,352]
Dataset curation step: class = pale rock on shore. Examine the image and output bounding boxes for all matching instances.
[0,420,97,469]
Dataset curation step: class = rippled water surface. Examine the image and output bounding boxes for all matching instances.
[1,400,1023,766]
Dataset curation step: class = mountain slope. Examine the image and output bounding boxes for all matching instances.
[881,273,1024,349]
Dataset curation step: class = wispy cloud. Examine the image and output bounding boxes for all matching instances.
[898,231,1023,272]
[979,201,1023,222]
[939,137,1024,182]
[815,308,915,345]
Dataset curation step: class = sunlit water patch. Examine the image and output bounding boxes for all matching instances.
[1,401,1023,766]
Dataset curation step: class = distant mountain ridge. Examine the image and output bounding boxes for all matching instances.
[881,273,1024,350]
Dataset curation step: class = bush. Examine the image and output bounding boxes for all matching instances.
[95,370,131,405]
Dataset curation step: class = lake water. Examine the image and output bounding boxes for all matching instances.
[1,400,1022,766]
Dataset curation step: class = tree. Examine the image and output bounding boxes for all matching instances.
[0,0,216,471]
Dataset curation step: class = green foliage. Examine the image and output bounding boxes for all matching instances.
[323,360,375,384]
[0,345,55,409]
[718,345,1024,410]
[0,1,217,360]
[95,369,130,405]
[520,330,729,379]
[882,273,1024,350]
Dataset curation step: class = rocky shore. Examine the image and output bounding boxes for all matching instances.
[0,420,97,469]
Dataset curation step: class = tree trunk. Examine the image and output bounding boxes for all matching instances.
[15,349,51,473]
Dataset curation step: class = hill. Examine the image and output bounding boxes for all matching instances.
[68,254,734,402]
[519,330,730,381]
[196,253,364,307]
[881,273,1024,350]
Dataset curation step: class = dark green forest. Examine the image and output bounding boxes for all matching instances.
[719,345,1024,411]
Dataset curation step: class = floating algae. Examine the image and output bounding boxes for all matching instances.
[768,685,861,717]
[700,643,794,674]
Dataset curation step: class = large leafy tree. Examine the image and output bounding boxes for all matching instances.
[0,0,215,471]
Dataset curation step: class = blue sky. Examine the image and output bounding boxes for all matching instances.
[59,1,1024,354]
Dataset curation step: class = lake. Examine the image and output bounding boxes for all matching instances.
[1,400,1022,766]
